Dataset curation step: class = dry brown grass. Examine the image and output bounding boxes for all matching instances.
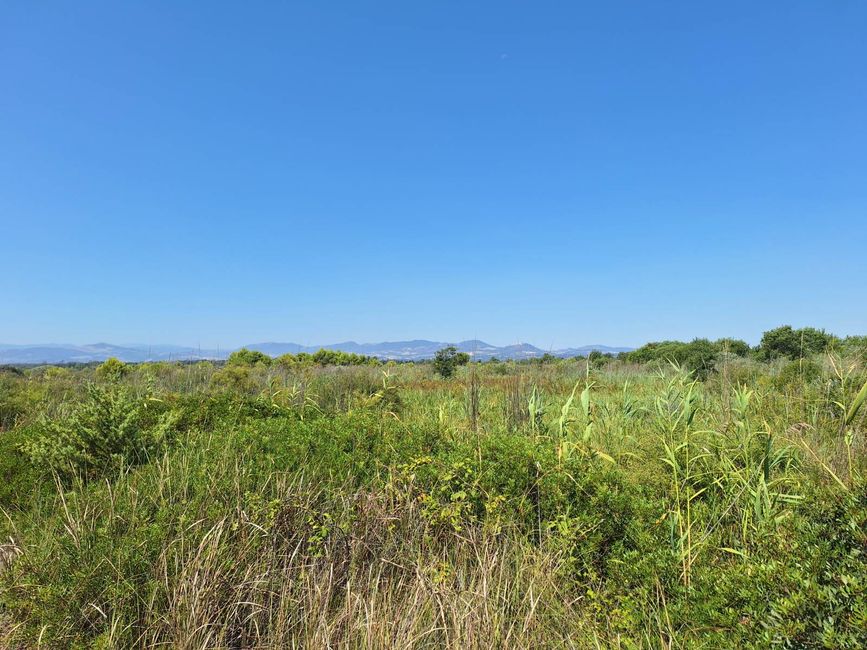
[95,479,585,649]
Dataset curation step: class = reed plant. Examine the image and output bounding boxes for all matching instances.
[0,353,864,647]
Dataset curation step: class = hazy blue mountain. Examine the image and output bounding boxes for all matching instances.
[0,343,221,364]
[555,345,635,357]
[455,340,502,355]
[0,340,634,364]
[245,342,308,356]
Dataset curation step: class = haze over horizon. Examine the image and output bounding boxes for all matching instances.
[0,325,855,356]
[3,1,865,348]
[0,339,639,364]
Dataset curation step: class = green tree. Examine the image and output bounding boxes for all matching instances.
[226,348,272,367]
[588,350,614,368]
[758,326,833,360]
[433,346,470,378]
[798,327,836,354]
[757,326,799,360]
[276,349,378,368]
[624,339,719,379]
[680,338,719,380]
[842,335,867,360]
[716,338,751,357]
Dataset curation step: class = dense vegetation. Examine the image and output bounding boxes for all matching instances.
[0,330,865,648]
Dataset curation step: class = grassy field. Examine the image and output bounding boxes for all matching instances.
[0,350,865,648]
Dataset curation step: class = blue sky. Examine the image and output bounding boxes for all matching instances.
[2,1,865,348]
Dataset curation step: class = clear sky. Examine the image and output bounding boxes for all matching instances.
[2,1,865,349]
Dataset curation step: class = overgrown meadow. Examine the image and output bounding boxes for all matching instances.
[0,338,865,648]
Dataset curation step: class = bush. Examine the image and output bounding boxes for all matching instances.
[757,325,834,360]
[625,338,720,379]
[22,383,176,480]
[95,357,130,381]
[842,336,867,361]
[716,338,752,357]
[276,349,379,368]
[212,365,263,394]
[227,348,273,367]
[588,351,614,368]
[0,372,29,431]
[695,484,867,648]
[433,346,470,379]
[774,358,822,389]
[0,428,43,510]
[309,367,385,412]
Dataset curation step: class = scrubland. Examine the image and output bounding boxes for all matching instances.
[0,346,865,648]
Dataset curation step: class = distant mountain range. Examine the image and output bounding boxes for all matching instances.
[0,343,219,365]
[0,341,634,364]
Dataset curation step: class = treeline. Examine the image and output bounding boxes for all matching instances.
[623,338,747,379]
[121,326,866,378]
[623,326,867,379]
[227,347,380,368]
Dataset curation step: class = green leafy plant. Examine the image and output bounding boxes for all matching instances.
[95,357,130,382]
[22,383,176,479]
[433,346,470,379]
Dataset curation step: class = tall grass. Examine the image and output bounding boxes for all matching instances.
[0,354,864,647]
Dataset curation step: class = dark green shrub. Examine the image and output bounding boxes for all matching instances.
[774,359,822,390]
[433,346,470,379]
[716,338,751,357]
[842,335,867,361]
[0,372,28,430]
[170,392,274,430]
[680,338,719,380]
[625,339,719,379]
[588,351,614,368]
[691,483,867,648]
[0,428,43,510]
[309,367,382,411]
[757,325,834,360]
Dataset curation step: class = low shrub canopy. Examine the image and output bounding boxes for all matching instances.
[22,383,176,480]
[757,325,835,360]
[0,326,865,648]
[624,337,748,379]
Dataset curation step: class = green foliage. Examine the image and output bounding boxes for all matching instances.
[844,377,867,427]
[0,427,43,509]
[276,352,313,368]
[432,346,470,378]
[21,383,176,480]
[842,335,867,360]
[1,343,866,648]
[678,338,719,380]
[692,484,867,648]
[757,325,835,360]
[774,358,822,389]
[95,356,130,381]
[716,337,752,357]
[0,370,31,430]
[625,338,720,379]
[277,348,379,367]
[226,347,273,367]
[587,350,614,368]
[212,364,259,394]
